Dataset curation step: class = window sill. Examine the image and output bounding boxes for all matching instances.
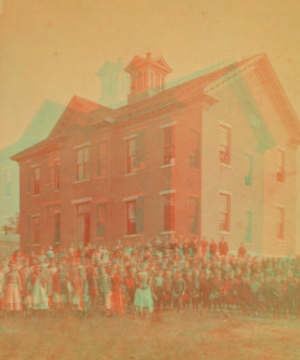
[219,230,231,235]
[94,176,107,180]
[276,238,285,242]
[190,166,200,171]
[124,233,144,238]
[276,181,286,186]
[161,162,176,168]
[93,237,106,240]
[244,184,254,189]
[32,194,41,198]
[125,172,137,177]
[73,179,90,184]
[54,189,60,193]
[160,231,175,235]
[31,244,41,247]
[220,163,231,169]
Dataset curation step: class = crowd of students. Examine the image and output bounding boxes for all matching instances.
[0,235,299,319]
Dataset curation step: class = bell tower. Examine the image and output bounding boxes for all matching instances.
[125,53,172,103]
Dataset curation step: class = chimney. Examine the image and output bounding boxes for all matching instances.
[146,52,151,60]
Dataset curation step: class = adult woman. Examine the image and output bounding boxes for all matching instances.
[4,261,22,314]
[134,263,154,316]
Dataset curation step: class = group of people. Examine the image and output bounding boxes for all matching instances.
[0,235,299,319]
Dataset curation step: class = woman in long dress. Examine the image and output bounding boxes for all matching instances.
[70,266,88,318]
[26,264,49,315]
[97,266,112,316]
[110,265,125,316]
[4,261,22,314]
[134,263,154,316]
[52,264,69,316]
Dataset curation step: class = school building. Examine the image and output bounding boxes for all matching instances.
[12,53,300,256]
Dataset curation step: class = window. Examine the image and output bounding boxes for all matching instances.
[220,125,230,165]
[33,216,40,244]
[27,215,31,244]
[33,168,40,196]
[125,130,145,174]
[126,197,144,235]
[75,147,89,181]
[26,165,31,193]
[189,130,200,169]
[163,126,175,166]
[162,193,175,232]
[276,149,285,183]
[4,169,12,197]
[219,193,230,232]
[245,154,253,187]
[48,151,60,190]
[47,206,60,246]
[244,211,252,243]
[97,141,108,177]
[188,197,199,234]
[76,204,91,246]
[276,207,284,240]
[126,138,136,174]
[96,202,107,237]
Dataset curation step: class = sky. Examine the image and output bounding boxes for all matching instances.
[0,0,300,149]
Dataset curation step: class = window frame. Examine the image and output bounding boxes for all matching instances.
[161,192,175,232]
[162,125,175,166]
[219,124,231,166]
[75,147,90,182]
[244,210,252,243]
[245,153,253,187]
[33,167,41,196]
[189,129,200,169]
[97,141,108,178]
[96,202,107,238]
[219,192,231,233]
[188,196,199,235]
[276,206,285,241]
[276,148,285,183]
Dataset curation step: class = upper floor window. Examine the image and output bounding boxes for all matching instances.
[75,147,89,181]
[219,125,230,165]
[162,193,175,232]
[244,211,252,243]
[189,129,200,169]
[4,169,12,197]
[97,141,108,177]
[163,126,175,166]
[47,151,60,190]
[96,202,107,237]
[33,168,40,196]
[276,207,284,240]
[125,130,145,174]
[26,164,31,193]
[219,192,230,232]
[126,196,144,235]
[188,197,199,234]
[245,154,253,187]
[276,149,285,183]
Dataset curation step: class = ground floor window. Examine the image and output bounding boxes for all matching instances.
[188,197,199,235]
[126,197,144,235]
[162,193,175,232]
[76,204,91,246]
[96,202,107,237]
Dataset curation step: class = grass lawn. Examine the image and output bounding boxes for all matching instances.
[0,312,299,360]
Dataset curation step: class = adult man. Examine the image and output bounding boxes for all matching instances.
[218,237,229,257]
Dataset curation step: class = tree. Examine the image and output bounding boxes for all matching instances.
[1,213,20,235]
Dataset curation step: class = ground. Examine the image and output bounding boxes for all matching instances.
[0,312,300,360]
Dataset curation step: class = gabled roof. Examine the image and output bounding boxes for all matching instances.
[0,99,65,160]
[12,53,300,162]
